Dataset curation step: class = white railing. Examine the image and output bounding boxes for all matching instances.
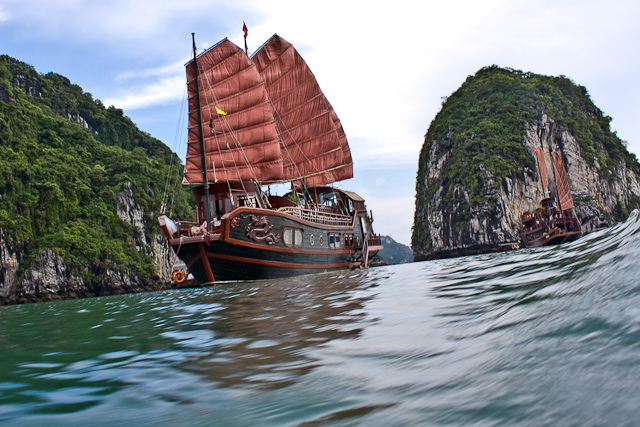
[277,206,353,226]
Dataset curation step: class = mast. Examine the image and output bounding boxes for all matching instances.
[192,33,213,232]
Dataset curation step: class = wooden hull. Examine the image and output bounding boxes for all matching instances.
[522,227,582,249]
[520,202,582,249]
[161,207,381,284]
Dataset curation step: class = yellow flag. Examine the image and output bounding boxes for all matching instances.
[216,107,227,116]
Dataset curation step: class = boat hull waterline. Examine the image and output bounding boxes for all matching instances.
[160,207,382,284]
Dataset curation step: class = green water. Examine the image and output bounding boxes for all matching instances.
[2,212,640,426]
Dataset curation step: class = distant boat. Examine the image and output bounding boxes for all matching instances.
[520,145,582,248]
[159,33,382,284]
[493,241,521,252]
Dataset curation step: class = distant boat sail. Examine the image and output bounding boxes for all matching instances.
[551,151,575,211]
[160,33,382,284]
[534,147,550,198]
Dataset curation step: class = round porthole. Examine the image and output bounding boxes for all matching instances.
[319,235,324,246]
[310,234,315,245]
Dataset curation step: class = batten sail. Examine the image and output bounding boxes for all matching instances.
[183,35,352,187]
[551,151,575,210]
[252,35,353,186]
[534,147,550,198]
[183,39,283,184]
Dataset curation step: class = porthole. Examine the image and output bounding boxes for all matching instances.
[319,235,324,246]
[310,234,315,245]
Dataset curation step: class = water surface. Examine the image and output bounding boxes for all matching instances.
[2,212,640,425]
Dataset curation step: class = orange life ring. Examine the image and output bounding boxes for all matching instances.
[172,270,186,284]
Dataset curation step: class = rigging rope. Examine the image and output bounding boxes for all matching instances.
[162,84,189,217]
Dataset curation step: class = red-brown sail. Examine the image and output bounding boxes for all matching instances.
[552,151,575,210]
[252,35,353,186]
[183,39,283,184]
[535,147,550,198]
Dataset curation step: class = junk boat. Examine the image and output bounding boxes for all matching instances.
[159,32,382,284]
[520,145,582,248]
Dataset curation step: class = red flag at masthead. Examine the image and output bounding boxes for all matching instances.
[243,22,249,54]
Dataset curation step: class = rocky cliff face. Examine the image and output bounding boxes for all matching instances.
[0,182,179,305]
[0,231,23,300]
[115,181,180,282]
[413,70,640,261]
[414,111,640,260]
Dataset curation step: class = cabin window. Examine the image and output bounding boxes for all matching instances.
[344,234,354,248]
[329,233,342,249]
[319,192,338,208]
[284,227,303,247]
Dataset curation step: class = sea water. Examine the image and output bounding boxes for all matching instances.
[2,212,640,426]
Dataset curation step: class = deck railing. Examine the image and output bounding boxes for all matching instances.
[367,235,382,247]
[277,206,353,226]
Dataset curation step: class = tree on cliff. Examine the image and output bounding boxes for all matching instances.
[412,66,640,261]
[0,55,194,301]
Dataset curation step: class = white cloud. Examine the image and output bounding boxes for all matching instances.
[115,59,186,81]
[103,75,185,110]
[0,4,8,23]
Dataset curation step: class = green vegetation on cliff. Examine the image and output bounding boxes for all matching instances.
[412,66,639,250]
[0,55,193,283]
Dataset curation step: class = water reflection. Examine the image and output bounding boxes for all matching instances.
[172,271,377,390]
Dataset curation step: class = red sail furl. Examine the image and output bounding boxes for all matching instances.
[252,35,353,186]
[535,147,550,198]
[183,39,283,184]
[552,151,575,210]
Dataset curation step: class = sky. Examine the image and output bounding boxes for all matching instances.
[1,0,640,246]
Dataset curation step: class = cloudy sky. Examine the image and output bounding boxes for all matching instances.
[2,0,639,245]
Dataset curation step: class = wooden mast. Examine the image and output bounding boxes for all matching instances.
[191,33,213,232]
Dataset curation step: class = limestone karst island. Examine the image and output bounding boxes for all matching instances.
[413,66,640,260]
